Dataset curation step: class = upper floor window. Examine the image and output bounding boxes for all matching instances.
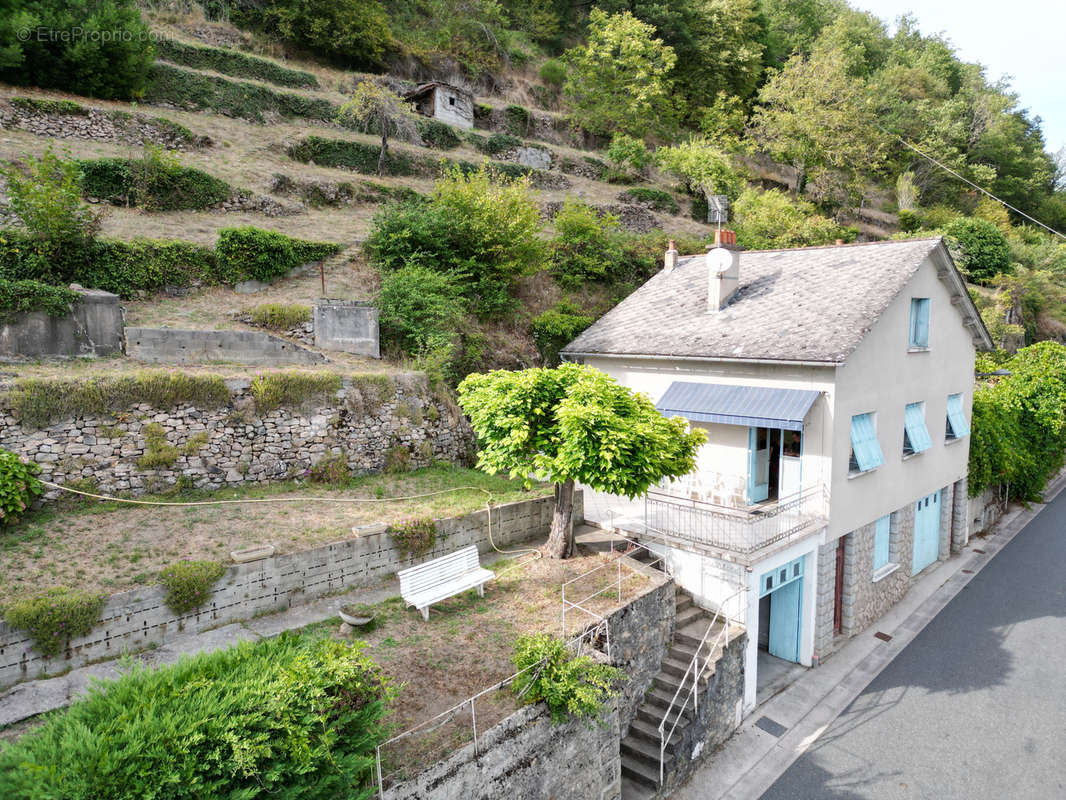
[946,393,970,440]
[903,401,932,456]
[909,298,930,349]
[849,412,884,474]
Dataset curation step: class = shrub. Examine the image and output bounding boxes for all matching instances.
[0,0,153,100]
[310,452,351,484]
[389,516,436,559]
[549,198,625,286]
[9,97,87,115]
[158,559,227,615]
[136,423,178,470]
[144,63,336,124]
[3,588,106,658]
[70,237,218,297]
[288,135,418,177]
[385,444,411,474]
[539,58,567,87]
[0,633,394,797]
[732,188,851,250]
[215,227,340,284]
[898,208,922,233]
[505,104,533,136]
[417,118,463,149]
[511,633,622,723]
[377,263,467,355]
[474,132,522,155]
[0,448,42,527]
[251,372,343,412]
[249,303,312,331]
[622,187,679,215]
[0,279,79,321]
[944,217,1012,284]
[154,38,318,88]
[530,303,595,366]
[606,133,654,174]
[3,372,230,429]
[77,149,233,211]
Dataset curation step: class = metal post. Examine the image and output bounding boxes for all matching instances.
[471,698,478,755]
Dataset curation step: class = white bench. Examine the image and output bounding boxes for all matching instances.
[397,545,494,621]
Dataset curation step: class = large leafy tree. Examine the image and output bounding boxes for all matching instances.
[458,364,705,558]
[656,138,743,220]
[338,81,421,176]
[563,9,677,138]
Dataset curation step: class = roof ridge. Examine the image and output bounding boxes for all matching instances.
[677,236,942,259]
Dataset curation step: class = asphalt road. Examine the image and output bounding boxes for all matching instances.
[761,488,1066,800]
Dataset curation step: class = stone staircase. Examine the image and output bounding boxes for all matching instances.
[620,590,733,799]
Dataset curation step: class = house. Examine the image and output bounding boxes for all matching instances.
[561,234,992,714]
[404,81,474,130]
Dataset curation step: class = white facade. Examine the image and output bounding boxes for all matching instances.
[408,83,474,129]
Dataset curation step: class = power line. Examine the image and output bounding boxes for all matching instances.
[880,125,1066,241]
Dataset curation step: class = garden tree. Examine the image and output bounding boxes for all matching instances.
[563,10,677,138]
[751,44,889,200]
[606,133,654,177]
[944,217,1012,284]
[0,0,154,99]
[338,81,421,176]
[457,364,705,559]
[731,187,849,250]
[656,138,743,220]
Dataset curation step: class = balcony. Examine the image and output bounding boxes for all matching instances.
[643,485,829,560]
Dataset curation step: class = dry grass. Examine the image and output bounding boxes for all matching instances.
[0,466,545,604]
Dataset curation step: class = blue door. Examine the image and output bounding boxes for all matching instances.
[911,491,941,575]
[748,427,770,503]
[760,557,804,663]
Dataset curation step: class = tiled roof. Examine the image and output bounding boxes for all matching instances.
[562,237,988,364]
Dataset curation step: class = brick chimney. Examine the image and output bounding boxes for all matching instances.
[663,240,679,273]
[707,229,739,312]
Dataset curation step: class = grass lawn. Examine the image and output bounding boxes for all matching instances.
[0,466,547,605]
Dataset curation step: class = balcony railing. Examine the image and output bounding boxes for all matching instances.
[643,485,828,555]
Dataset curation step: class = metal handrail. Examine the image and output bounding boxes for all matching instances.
[657,587,746,785]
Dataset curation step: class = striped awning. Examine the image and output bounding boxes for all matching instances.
[656,382,820,431]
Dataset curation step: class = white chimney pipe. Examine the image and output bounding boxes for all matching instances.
[663,240,678,273]
[707,244,740,312]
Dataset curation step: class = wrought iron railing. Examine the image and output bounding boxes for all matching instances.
[644,485,828,554]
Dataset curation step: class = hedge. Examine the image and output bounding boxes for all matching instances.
[417,118,463,149]
[0,279,80,321]
[622,187,679,215]
[77,158,233,211]
[144,62,335,124]
[215,226,340,284]
[0,633,393,799]
[154,38,319,89]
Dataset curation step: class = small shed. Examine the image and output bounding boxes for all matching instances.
[405,82,474,130]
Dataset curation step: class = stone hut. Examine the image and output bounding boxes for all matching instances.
[405,81,474,129]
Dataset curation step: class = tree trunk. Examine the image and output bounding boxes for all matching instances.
[377,129,388,176]
[545,479,576,559]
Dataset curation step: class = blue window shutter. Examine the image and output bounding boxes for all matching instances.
[946,393,970,438]
[904,403,933,452]
[873,515,891,571]
[910,298,930,347]
[850,413,884,471]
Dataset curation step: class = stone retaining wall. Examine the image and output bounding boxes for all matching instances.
[383,698,620,800]
[0,493,580,689]
[0,372,469,501]
[0,99,209,149]
[968,484,1005,536]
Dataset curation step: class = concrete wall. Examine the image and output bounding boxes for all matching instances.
[313,300,380,358]
[0,288,123,358]
[428,86,474,129]
[0,493,578,689]
[0,372,470,501]
[125,327,325,365]
[383,699,620,800]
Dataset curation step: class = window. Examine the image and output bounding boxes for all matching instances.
[873,515,891,572]
[849,412,884,474]
[946,393,970,440]
[448,96,456,106]
[909,298,930,348]
[903,402,932,456]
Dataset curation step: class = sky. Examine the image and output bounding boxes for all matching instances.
[853,0,1066,158]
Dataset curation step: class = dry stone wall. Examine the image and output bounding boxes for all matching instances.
[0,100,209,150]
[0,372,471,501]
[0,494,577,689]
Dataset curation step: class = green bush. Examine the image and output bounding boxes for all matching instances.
[622,187,679,215]
[3,588,106,658]
[0,0,153,100]
[77,151,233,211]
[136,422,179,470]
[511,632,622,723]
[249,303,312,330]
[0,633,394,797]
[0,279,79,321]
[944,217,1012,284]
[288,135,418,177]
[389,515,436,559]
[549,198,626,286]
[4,372,230,429]
[72,237,219,296]
[145,62,336,124]
[154,38,318,88]
[309,452,351,484]
[251,372,343,413]
[474,132,522,155]
[417,118,463,149]
[158,559,227,614]
[530,303,595,367]
[0,448,42,528]
[732,188,852,250]
[505,104,533,136]
[215,226,340,284]
[9,97,87,115]
[897,208,922,233]
[606,133,654,174]
[377,263,466,354]
[539,59,567,87]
